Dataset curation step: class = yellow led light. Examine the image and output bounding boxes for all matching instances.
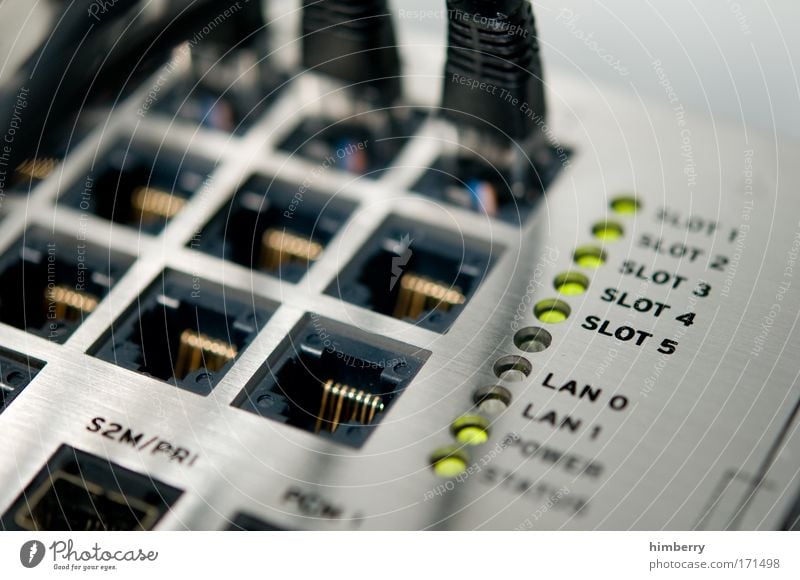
[558,282,585,295]
[534,299,571,324]
[610,196,641,215]
[554,272,589,296]
[451,415,490,446]
[456,426,488,446]
[538,310,566,324]
[430,447,469,478]
[432,457,467,478]
[573,246,607,269]
[592,221,624,241]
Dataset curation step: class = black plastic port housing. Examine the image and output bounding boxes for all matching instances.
[413,146,568,225]
[226,512,285,531]
[278,108,426,177]
[92,270,275,395]
[156,42,281,134]
[7,121,93,195]
[62,141,212,234]
[0,228,133,343]
[191,176,354,283]
[326,216,498,333]
[234,314,430,448]
[1,444,182,531]
[0,348,44,414]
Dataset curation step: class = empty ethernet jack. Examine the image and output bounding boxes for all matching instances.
[0,228,133,343]
[62,140,212,234]
[1,445,182,531]
[234,314,430,448]
[326,216,498,333]
[92,270,276,395]
[191,176,354,283]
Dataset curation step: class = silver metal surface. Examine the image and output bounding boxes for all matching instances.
[0,29,798,531]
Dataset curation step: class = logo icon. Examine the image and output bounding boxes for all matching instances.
[20,540,46,568]
[389,234,413,291]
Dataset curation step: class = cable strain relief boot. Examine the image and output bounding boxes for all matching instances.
[301,0,402,104]
[442,0,546,146]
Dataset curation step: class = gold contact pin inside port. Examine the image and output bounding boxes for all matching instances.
[45,285,99,321]
[131,186,186,222]
[315,379,385,434]
[14,470,160,531]
[259,228,322,271]
[393,273,466,320]
[175,329,237,378]
[16,157,59,181]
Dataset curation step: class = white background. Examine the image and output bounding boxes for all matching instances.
[394,0,800,139]
[0,1,797,138]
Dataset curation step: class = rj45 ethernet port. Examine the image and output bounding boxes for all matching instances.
[157,39,280,134]
[62,140,212,233]
[0,228,133,343]
[278,107,425,177]
[0,348,43,414]
[92,270,276,395]
[191,176,353,283]
[226,512,285,531]
[1,445,182,531]
[326,217,498,333]
[8,122,92,194]
[413,146,568,225]
[234,314,430,448]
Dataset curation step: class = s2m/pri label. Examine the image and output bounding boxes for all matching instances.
[86,416,200,466]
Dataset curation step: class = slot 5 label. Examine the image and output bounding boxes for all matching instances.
[580,315,679,355]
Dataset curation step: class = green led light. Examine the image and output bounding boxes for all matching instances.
[610,196,641,215]
[592,221,624,241]
[430,447,469,477]
[573,246,607,269]
[534,299,571,324]
[451,415,490,446]
[554,272,590,295]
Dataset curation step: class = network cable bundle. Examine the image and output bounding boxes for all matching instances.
[0,0,797,559]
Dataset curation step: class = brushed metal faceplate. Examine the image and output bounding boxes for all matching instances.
[0,34,797,531]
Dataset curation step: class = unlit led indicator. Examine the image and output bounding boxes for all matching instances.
[492,355,532,382]
[430,447,469,478]
[573,246,607,269]
[514,326,552,352]
[610,196,641,215]
[473,385,512,415]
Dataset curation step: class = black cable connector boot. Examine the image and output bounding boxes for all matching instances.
[302,0,401,103]
[415,0,564,223]
[443,0,546,146]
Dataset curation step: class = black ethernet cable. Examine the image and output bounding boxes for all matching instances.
[301,0,401,104]
[0,0,265,180]
[442,0,546,145]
